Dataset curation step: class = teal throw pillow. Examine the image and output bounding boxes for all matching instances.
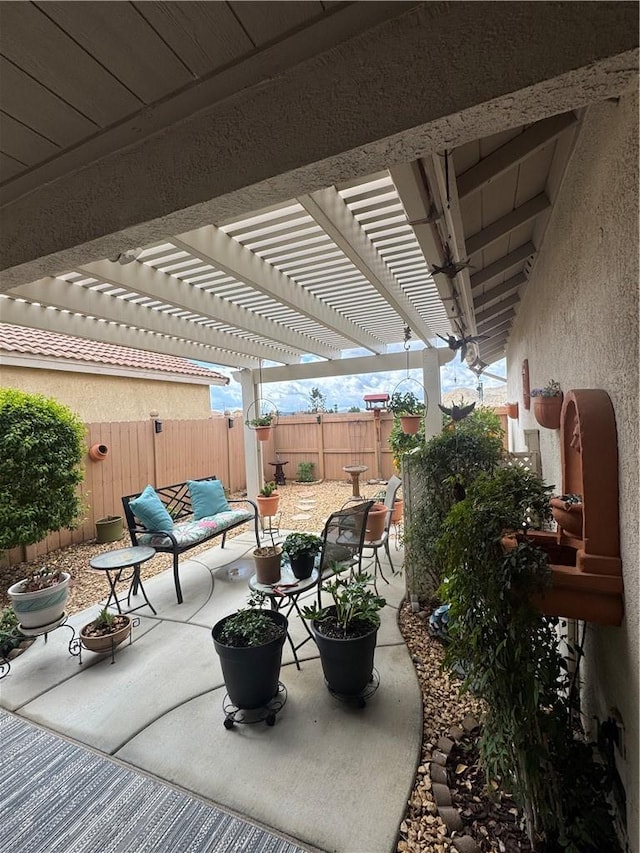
[188,479,230,520]
[129,485,174,531]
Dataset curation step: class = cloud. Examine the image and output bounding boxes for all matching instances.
[206,356,506,413]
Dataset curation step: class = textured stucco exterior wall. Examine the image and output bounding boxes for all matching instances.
[507,89,639,847]
[0,366,212,422]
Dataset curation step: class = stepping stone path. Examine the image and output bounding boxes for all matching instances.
[291,513,312,521]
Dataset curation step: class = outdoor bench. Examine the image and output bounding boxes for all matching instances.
[122,476,260,604]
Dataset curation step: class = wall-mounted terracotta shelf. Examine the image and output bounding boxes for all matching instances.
[530,390,624,626]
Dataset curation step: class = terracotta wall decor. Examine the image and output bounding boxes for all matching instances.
[506,402,519,420]
[528,390,624,626]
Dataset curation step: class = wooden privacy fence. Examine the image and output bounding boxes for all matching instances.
[6,416,245,565]
[258,413,397,482]
[5,408,507,564]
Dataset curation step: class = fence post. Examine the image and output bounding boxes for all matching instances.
[317,415,325,479]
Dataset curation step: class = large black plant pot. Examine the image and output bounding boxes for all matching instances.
[212,610,287,709]
[290,552,315,579]
[312,611,379,696]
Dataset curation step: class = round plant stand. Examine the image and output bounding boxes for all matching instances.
[221,682,287,729]
[1,613,79,679]
[326,668,380,709]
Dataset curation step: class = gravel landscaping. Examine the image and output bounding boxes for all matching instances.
[1,478,528,851]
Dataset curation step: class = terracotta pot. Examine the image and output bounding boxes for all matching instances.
[365,502,388,542]
[80,615,131,652]
[399,415,421,435]
[88,442,109,461]
[533,395,563,429]
[391,499,403,523]
[506,402,519,420]
[255,426,272,442]
[256,493,280,516]
[253,545,282,585]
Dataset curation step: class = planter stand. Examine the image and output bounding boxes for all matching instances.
[76,616,140,665]
[326,668,380,709]
[1,613,79,679]
[221,682,287,729]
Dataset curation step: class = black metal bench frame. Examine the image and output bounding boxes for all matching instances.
[122,476,259,604]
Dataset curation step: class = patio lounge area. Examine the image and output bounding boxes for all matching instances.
[0,530,420,853]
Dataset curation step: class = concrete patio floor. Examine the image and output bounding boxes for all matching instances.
[0,531,421,853]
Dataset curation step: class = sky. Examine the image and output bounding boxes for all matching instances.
[201,346,506,414]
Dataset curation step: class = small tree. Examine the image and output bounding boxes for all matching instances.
[0,389,86,554]
[307,386,327,413]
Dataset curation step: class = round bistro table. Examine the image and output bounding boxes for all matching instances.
[89,545,157,615]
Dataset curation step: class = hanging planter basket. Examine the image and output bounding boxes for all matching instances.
[533,395,563,429]
[245,398,279,441]
[388,377,429,435]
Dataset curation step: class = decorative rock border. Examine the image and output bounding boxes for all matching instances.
[427,715,482,853]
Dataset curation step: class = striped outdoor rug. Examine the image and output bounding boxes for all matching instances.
[0,711,308,853]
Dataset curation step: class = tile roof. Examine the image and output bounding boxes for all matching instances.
[0,324,229,383]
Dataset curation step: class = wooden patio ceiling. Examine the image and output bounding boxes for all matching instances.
[0,1,583,373]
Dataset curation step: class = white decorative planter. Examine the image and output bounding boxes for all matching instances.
[8,572,71,630]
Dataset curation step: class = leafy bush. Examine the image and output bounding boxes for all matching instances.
[438,466,620,850]
[402,408,505,598]
[296,461,315,482]
[0,389,86,552]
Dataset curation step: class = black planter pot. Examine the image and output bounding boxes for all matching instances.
[312,610,379,696]
[289,552,315,579]
[212,610,287,709]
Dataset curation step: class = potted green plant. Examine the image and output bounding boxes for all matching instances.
[80,606,131,653]
[302,571,386,698]
[212,591,288,717]
[530,379,563,429]
[256,481,279,517]
[7,569,71,630]
[282,532,323,579]
[247,412,275,441]
[253,507,282,584]
[387,390,425,434]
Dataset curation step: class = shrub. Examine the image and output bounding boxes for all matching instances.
[0,389,86,553]
[296,461,315,482]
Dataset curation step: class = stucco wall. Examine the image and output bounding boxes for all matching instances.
[507,90,639,848]
[0,366,213,422]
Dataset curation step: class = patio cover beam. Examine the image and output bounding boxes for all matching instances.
[473,272,527,309]
[299,187,437,345]
[173,227,386,354]
[0,296,250,368]
[244,347,454,384]
[470,243,535,290]
[7,279,264,368]
[474,293,520,326]
[457,112,578,199]
[78,255,328,361]
[466,194,551,257]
